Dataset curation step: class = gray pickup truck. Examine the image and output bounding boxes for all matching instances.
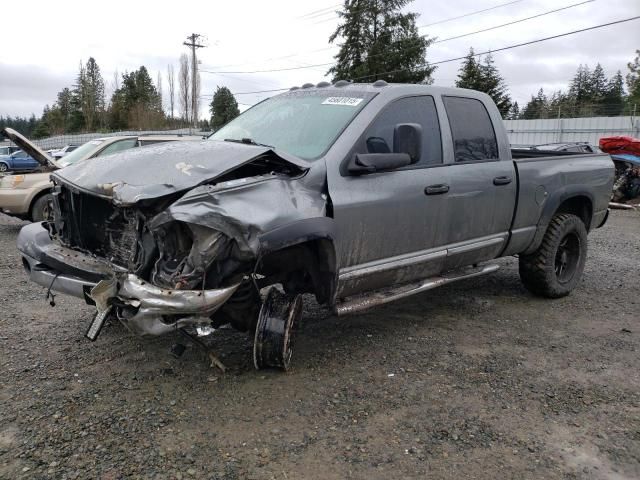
[16,82,614,370]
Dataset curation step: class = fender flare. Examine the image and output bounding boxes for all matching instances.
[524,186,594,255]
[258,217,338,304]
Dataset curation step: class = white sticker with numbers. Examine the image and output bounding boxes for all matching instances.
[321,97,364,106]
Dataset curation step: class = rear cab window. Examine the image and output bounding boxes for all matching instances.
[443,96,498,163]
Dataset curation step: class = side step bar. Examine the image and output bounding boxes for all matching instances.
[335,264,500,316]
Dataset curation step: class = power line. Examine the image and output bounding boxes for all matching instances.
[435,0,595,44]
[418,0,525,28]
[210,14,640,103]
[202,0,528,71]
[201,13,640,78]
[184,33,206,127]
[201,5,614,76]
[351,15,640,81]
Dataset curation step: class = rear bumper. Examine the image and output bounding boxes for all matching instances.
[17,222,239,336]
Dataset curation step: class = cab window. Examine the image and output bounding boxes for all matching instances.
[443,96,498,162]
[361,96,442,166]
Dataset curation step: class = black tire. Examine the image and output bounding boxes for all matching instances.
[0,162,8,172]
[519,213,588,298]
[30,194,53,222]
[253,287,302,371]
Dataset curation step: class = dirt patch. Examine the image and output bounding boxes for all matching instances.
[0,211,639,479]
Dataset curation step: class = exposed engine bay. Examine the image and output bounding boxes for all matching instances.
[17,142,337,370]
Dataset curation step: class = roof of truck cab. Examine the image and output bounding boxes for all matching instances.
[284,82,491,100]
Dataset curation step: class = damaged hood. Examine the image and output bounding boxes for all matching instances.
[1,127,60,170]
[52,140,310,204]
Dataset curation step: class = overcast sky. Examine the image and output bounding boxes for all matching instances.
[1,0,638,119]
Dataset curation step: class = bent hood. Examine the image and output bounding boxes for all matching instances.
[52,139,310,205]
[1,127,60,170]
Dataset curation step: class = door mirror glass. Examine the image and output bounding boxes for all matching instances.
[393,123,422,163]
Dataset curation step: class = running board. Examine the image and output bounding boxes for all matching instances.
[335,264,500,316]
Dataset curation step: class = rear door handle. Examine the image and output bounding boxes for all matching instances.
[493,176,512,186]
[425,184,450,195]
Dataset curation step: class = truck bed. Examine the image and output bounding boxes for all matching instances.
[503,151,614,256]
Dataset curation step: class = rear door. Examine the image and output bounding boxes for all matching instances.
[329,95,450,297]
[440,96,517,270]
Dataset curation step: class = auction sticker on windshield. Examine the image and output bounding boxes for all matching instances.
[322,97,364,106]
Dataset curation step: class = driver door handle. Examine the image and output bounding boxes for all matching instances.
[425,184,450,195]
[493,176,513,186]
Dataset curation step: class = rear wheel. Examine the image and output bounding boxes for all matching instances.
[30,193,53,222]
[519,213,588,298]
[0,162,8,172]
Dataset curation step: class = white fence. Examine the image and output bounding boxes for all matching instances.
[504,116,640,146]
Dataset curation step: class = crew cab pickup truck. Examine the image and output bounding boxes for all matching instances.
[15,82,614,370]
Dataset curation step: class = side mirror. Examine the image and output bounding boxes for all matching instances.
[394,123,422,163]
[348,152,412,174]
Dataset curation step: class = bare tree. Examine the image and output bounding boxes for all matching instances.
[167,64,175,119]
[178,54,190,123]
[191,62,200,125]
[156,71,163,115]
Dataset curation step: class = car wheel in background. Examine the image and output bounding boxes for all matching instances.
[30,193,54,222]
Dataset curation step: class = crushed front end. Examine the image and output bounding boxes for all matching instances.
[16,141,331,343]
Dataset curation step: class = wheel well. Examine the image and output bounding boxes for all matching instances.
[29,189,52,219]
[259,239,337,305]
[555,196,593,230]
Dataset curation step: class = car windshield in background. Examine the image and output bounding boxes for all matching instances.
[210,91,376,160]
[57,140,105,167]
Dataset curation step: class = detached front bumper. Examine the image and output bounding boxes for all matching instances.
[17,222,239,336]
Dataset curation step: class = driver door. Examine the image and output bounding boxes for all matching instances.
[328,96,450,297]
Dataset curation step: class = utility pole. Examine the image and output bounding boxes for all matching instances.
[184,33,205,128]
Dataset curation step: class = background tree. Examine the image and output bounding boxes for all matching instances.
[626,49,640,108]
[521,88,549,119]
[108,66,164,130]
[80,57,105,131]
[209,86,240,131]
[328,0,435,83]
[167,64,176,119]
[179,54,191,123]
[455,49,512,117]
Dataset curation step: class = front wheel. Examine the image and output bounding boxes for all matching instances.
[519,213,588,298]
[0,162,8,172]
[30,194,54,222]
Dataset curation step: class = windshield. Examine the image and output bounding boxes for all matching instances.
[210,90,375,160]
[58,140,105,167]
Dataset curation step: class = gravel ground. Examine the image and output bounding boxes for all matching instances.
[0,211,638,480]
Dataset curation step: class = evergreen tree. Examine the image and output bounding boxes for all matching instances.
[82,57,105,131]
[455,48,483,90]
[455,49,512,117]
[521,89,548,119]
[626,49,640,108]
[328,0,435,83]
[604,71,626,116]
[209,86,240,131]
[109,66,164,130]
[507,101,520,120]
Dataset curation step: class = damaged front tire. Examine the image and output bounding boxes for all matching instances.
[253,287,302,371]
